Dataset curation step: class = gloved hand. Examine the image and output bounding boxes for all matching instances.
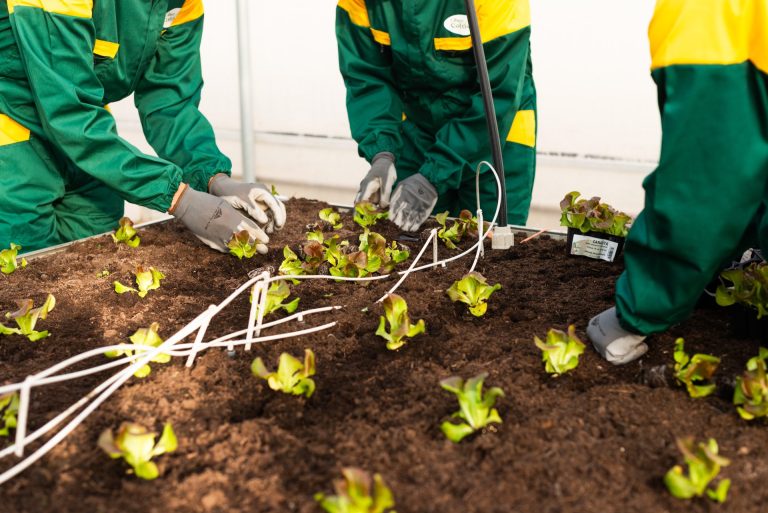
[171,186,269,254]
[389,173,438,232]
[208,174,287,234]
[586,307,648,365]
[355,152,397,208]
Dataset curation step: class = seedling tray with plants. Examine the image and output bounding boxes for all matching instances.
[2,198,768,513]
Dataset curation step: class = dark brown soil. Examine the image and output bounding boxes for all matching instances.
[1,198,767,513]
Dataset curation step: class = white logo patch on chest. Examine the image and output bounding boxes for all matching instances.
[163,8,181,28]
[444,14,470,36]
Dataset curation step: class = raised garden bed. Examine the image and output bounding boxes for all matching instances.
[1,198,768,512]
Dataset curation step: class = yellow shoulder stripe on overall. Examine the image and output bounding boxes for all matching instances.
[338,0,371,27]
[0,114,31,147]
[169,0,204,27]
[93,39,119,58]
[650,0,768,73]
[435,0,531,51]
[8,0,92,17]
[506,110,536,148]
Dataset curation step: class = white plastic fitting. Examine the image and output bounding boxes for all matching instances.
[491,226,515,250]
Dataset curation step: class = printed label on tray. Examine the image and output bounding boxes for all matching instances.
[570,234,619,262]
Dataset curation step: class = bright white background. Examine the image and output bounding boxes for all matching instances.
[117,0,661,229]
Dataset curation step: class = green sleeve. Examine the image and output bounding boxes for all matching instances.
[336,6,403,162]
[134,16,231,193]
[419,30,531,196]
[8,5,182,212]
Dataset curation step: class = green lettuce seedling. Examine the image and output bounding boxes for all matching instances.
[733,347,768,420]
[534,325,585,376]
[98,422,178,480]
[315,467,396,513]
[227,230,258,259]
[114,266,164,298]
[440,373,504,443]
[560,191,632,237]
[251,349,316,398]
[250,281,300,316]
[673,338,720,398]
[446,272,501,317]
[376,293,425,350]
[320,208,343,230]
[271,184,279,196]
[0,243,27,275]
[716,263,768,319]
[111,217,140,247]
[279,246,305,280]
[435,210,480,250]
[664,437,731,503]
[0,294,56,341]
[104,322,170,378]
[354,201,388,230]
[0,392,19,437]
[359,231,409,274]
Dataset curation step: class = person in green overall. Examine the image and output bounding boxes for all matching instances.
[0,0,286,254]
[336,0,537,232]
[588,0,768,364]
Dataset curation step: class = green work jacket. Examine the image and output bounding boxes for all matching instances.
[0,0,230,212]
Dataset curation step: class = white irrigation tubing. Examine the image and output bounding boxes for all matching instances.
[376,229,437,303]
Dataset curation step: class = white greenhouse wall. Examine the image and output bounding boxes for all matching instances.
[118,0,661,230]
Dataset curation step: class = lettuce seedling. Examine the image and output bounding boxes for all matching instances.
[0,392,19,437]
[664,437,731,503]
[358,231,409,274]
[315,467,396,513]
[716,263,768,319]
[279,246,305,281]
[319,208,343,230]
[250,281,300,316]
[330,251,379,279]
[98,422,178,480]
[534,325,586,376]
[733,347,768,420]
[354,201,388,230]
[376,293,426,350]
[251,349,316,398]
[111,217,140,247]
[0,243,27,275]
[673,338,720,398]
[104,323,170,378]
[0,294,56,341]
[435,210,480,250]
[560,191,632,237]
[227,230,258,259]
[271,184,279,196]
[114,266,164,298]
[440,372,504,443]
[446,272,501,317]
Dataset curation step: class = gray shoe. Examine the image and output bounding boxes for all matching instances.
[587,307,648,365]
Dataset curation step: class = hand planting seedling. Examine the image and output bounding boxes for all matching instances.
[0,294,56,341]
[111,217,140,247]
[0,243,27,275]
[664,437,731,503]
[435,210,480,249]
[534,325,586,376]
[113,266,164,298]
[104,323,170,378]
[314,467,396,513]
[319,207,343,230]
[354,201,388,230]
[0,392,19,437]
[376,293,425,350]
[446,272,501,317]
[227,230,259,259]
[98,422,178,480]
[716,263,768,318]
[733,347,768,420]
[440,372,504,443]
[560,191,633,237]
[251,349,316,398]
[673,338,720,398]
[250,281,300,316]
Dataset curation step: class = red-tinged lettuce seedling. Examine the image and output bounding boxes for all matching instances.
[534,325,585,376]
[673,338,720,398]
[104,323,170,378]
[435,210,480,250]
[359,231,409,274]
[320,208,343,230]
[664,437,731,503]
[250,281,300,316]
[0,294,56,341]
[560,191,632,237]
[98,422,178,480]
[330,251,379,279]
[446,272,501,317]
[315,467,396,513]
[111,217,140,247]
[0,392,19,437]
[440,373,504,443]
[716,263,768,319]
[251,349,316,398]
[227,230,258,259]
[114,266,164,298]
[376,293,425,351]
[354,201,388,230]
[733,347,768,420]
[0,243,27,275]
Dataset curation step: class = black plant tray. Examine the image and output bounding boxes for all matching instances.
[565,227,625,263]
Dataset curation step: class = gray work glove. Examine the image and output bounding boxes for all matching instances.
[587,307,648,365]
[355,152,397,208]
[172,186,269,254]
[389,173,438,232]
[209,174,287,234]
